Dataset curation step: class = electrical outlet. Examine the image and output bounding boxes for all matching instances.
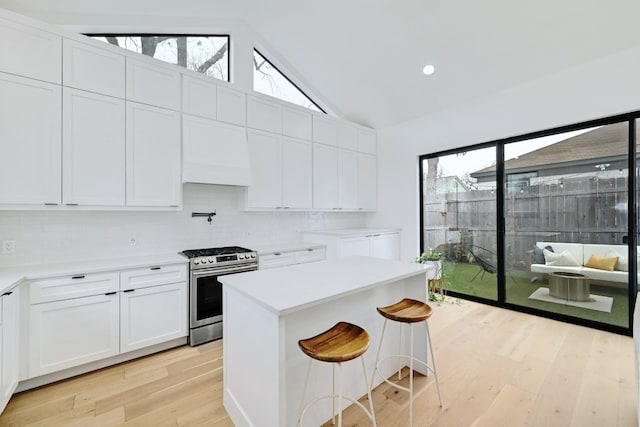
[2,240,15,254]
[128,235,137,246]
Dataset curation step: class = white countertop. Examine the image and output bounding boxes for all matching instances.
[0,253,188,294]
[302,228,401,237]
[251,241,325,255]
[221,256,430,316]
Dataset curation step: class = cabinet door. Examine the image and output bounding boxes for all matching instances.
[120,283,187,353]
[337,236,371,257]
[63,88,125,206]
[126,58,181,110]
[1,287,19,409]
[63,38,125,98]
[371,233,400,261]
[358,153,377,210]
[0,17,61,83]
[312,144,338,209]
[247,130,283,208]
[294,248,325,264]
[217,86,246,126]
[0,74,61,205]
[336,122,358,151]
[182,74,217,120]
[312,115,337,146]
[29,294,120,378]
[283,137,312,209]
[126,102,181,207]
[120,264,187,291]
[282,107,312,140]
[357,128,377,155]
[182,115,251,186]
[247,95,282,134]
[338,149,358,209]
[259,252,296,270]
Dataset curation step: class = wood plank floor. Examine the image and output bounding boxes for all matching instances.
[0,299,636,426]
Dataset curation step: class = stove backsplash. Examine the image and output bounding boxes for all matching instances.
[0,184,366,268]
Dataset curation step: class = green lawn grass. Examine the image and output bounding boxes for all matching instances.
[443,261,629,327]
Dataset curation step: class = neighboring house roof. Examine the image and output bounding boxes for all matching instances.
[471,122,630,179]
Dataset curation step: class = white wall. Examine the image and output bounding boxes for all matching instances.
[0,184,365,267]
[369,44,640,262]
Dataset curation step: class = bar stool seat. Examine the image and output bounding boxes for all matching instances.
[297,322,377,427]
[372,298,442,426]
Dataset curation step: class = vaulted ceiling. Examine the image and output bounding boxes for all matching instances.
[2,0,640,130]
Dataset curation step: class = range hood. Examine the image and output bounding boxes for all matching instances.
[182,115,252,186]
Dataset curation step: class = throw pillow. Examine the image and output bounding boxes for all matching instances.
[533,245,553,264]
[585,254,618,271]
[543,249,581,267]
[605,249,628,271]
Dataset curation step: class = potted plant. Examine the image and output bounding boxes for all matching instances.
[416,249,443,280]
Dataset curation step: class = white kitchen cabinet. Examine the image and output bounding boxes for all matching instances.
[0,73,61,205]
[336,122,358,151]
[63,88,126,206]
[338,149,358,209]
[182,74,217,120]
[247,129,283,208]
[358,153,377,210]
[126,57,181,111]
[120,282,187,353]
[313,143,338,209]
[29,293,120,377]
[259,247,325,270]
[283,106,312,140]
[0,16,61,84]
[304,229,400,261]
[337,236,371,257]
[357,128,377,155]
[182,115,252,186]
[247,95,282,134]
[63,38,125,98]
[217,86,246,126]
[120,264,187,291]
[30,272,120,305]
[283,137,312,209]
[1,286,20,413]
[312,114,338,146]
[371,233,400,260]
[126,102,181,207]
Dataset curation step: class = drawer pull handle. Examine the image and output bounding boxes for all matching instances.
[150,266,161,270]
[1,291,12,296]
[72,275,85,280]
[274,253,281,256]
[105,292,117,296]
[307,248,314,252]
[123,289,135,293]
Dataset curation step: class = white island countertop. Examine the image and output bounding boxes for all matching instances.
[221,256,429,316]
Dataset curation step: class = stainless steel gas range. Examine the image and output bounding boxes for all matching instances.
[181,246,258,346]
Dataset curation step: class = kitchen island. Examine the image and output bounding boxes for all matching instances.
[221,256,430,427]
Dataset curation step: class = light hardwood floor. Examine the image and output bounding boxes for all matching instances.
[0,300,636,426]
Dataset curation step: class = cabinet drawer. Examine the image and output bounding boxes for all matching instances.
[120,264,187,291]
[294,248,325,264]
[30,272,119,304]
[259,252,296,270]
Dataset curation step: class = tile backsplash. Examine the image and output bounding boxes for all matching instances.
[0,184,365,267]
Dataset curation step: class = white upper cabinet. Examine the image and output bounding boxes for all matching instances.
[282,107,312,141]
[357,127,376,155]
[312,114,338,147]
[358,153,377,210]
[62,38,125,98]
[282,137,312,209]
[0,17,61,84]
[182,74,217,120]
[217,86,246,126]
[337,149,358,209]
[126,102,181,207]
[336,122,358,151]
[247,129,283,208]
[126,58,181,111]
[0,73,61,205]
[63,88,126,206]
[312,143,338,209]
[182,115,252,186]
[247,95,282,134]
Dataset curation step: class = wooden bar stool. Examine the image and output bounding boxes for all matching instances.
[297,322,377,427]
[371,298,442,426]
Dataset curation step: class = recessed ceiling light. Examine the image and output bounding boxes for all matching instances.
[422,64,435,75]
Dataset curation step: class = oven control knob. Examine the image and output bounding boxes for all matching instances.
[193,259,200,265]
[251,253,256,258]
[238,254,245,260]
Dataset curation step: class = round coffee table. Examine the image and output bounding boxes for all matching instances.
[548,272,590,302]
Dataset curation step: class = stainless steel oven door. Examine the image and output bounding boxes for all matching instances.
[189,264,257,329]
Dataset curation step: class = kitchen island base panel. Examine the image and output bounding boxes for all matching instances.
[223,270,428,427]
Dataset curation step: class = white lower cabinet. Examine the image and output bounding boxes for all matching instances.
[304,230,400,261]
[337,236,371,257]
[1,286,20,413]
[259,247,325,270]
[120,282,187,353]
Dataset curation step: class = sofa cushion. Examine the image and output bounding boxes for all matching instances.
[533,244,553,264]
[585,254,618,271]
[544,249,581,267]
[537,242,583,267]
[531,264,582,275]
[582,267,629,283]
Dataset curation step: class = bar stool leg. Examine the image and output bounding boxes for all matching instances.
[332,364,336,425]
[398,323,403,380]
[371,318,388,388]
[426,321,443,406]
[361,356,377,427]
[337,362,343,427]
[297,358,313,427]
[409,323,414,427]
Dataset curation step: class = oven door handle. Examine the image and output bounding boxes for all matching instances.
[192,265,257,277]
